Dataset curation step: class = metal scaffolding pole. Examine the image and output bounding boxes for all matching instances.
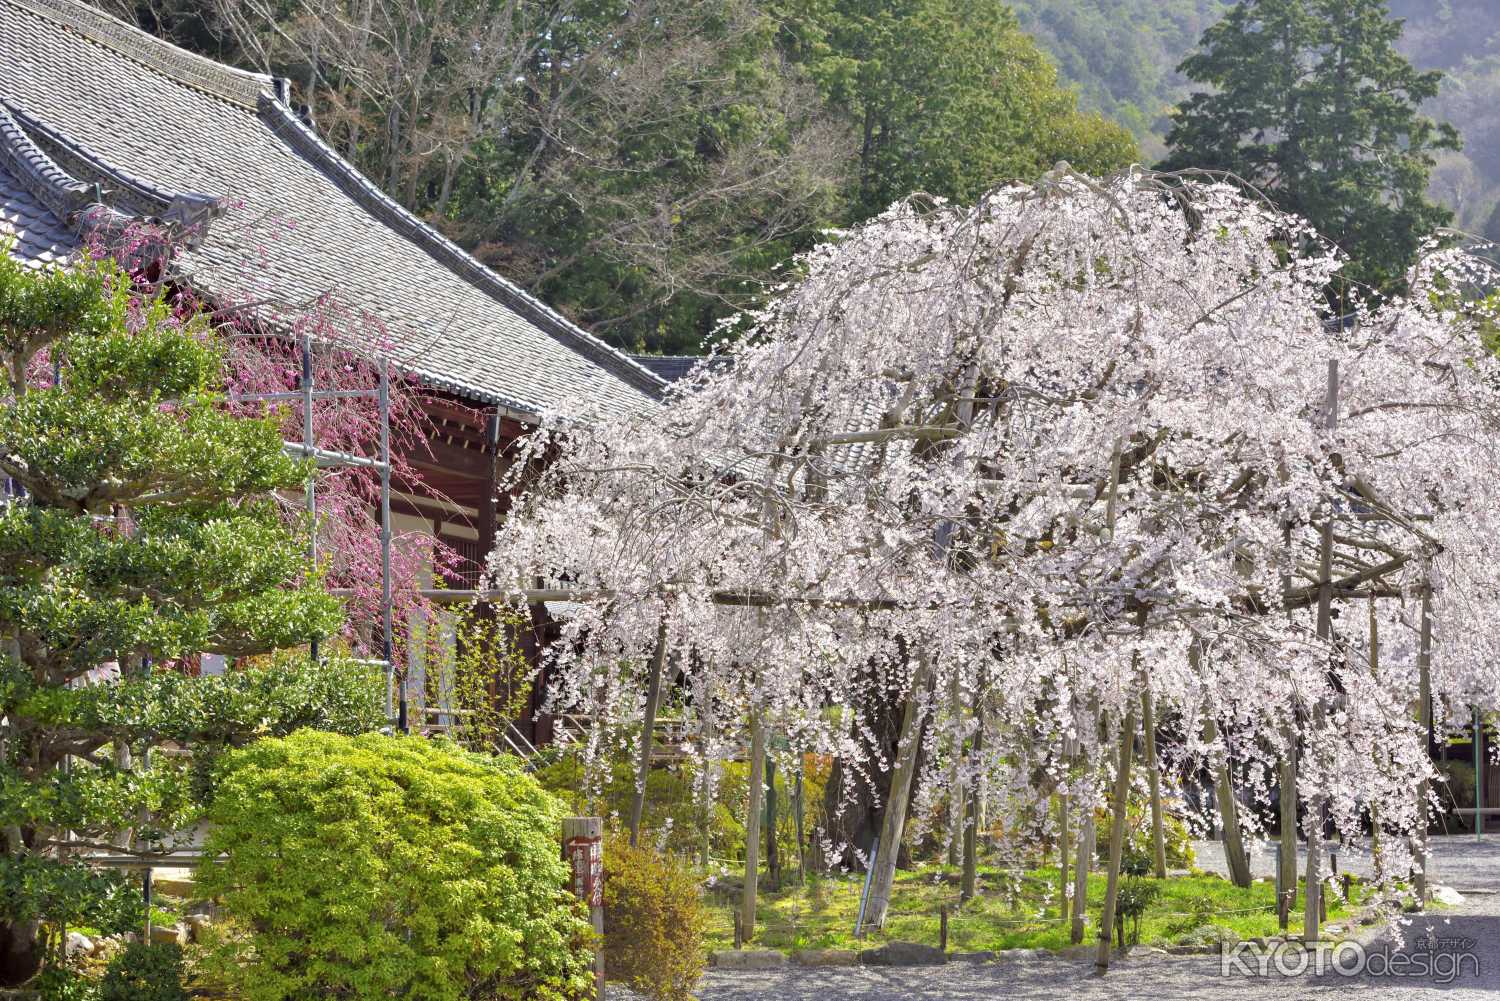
[379,360,399,732]
[302,334,318,662]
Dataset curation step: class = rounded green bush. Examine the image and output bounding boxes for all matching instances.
[197,731,592,1001]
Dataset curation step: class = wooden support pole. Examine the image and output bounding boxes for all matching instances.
[940,904,949,953]
[1142,684,1167,879]
[961,712,983,903]
[765,752,780,891]
[1058,793,1071,926]
[1305,357,1339,944]
[627,621,669,848]
[1278,732,1298,930]
[864,662,930,930]
[1071,801,1095,944]
[563,817,604,1000]
[794,764,807,884]
[1095,705,1139,974]
[1415,579,1431,904]
[742,711,766,941]
[947,670,963,868]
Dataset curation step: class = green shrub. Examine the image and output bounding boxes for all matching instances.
[602,840,705,1001]
[99,941,186,1001]
[197,731,592,1001]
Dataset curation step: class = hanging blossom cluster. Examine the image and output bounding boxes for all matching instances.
[488,167,1500,894]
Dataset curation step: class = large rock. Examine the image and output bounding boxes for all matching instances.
[710,949,786,970]
[64,931,94,958]
[185,913,214,942]
[149,923,186,947]
[1432,885,1466,906]
[951,950,997,963]
[794,949,859,967]
[858,941,947,966]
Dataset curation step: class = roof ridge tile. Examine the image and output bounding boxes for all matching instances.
[4,0,272,109]
[0,100,91,220]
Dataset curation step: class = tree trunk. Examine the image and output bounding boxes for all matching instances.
[742,712,766,940]
[862,663,930,931]
[946,671,963,867]
[1142,684,1167,878]
[628,622,669,847]
[1096,706,1138,973]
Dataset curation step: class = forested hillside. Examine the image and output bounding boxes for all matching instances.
[1016,0,1500,235]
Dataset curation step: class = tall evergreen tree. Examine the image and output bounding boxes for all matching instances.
[0,252,375,986]
[1161,0,1460,300]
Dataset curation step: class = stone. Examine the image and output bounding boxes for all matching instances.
[64,931,94,958]
[710,949,786,970]
[793,949,858,967]
[0,989,42,1000]
[951,950,997,963]
[996,947,1046,960]
[1432,885,1466,906]
[858,941,947,966]
[149,923,186,947]
[185,913,214,942]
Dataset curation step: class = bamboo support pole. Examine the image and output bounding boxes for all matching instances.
[1095,705,1139,973]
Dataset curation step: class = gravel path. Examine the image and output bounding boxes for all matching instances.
[631,836,1500,1001]
[1189,835,1500,891]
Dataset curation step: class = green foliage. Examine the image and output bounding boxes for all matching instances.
[0,856,141,940]
[602,841,705,1001]
[197,731,592,1001]
[99,941,187,1001]
[30,965,99,1001]
[0,254,353,987]
[784,0,1139,218]
[1161,0,1460,300]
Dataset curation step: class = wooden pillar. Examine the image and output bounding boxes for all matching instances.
[1305,358,1339,943]
[742,711,766,940]
[1095,705,1138,973]
[1057,793,1071,925]
[1414,578,1431,902]
[961,712,983,903]
[1142,684,1167,879]
[563,817,604,1000]
[628,620,669,847]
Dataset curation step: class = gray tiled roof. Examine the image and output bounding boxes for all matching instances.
[0,160,75,269]
[0,0,665,420]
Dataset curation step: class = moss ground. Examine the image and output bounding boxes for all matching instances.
[702,862,1361,954]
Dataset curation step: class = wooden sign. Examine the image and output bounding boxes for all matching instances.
[565,834,603,908]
